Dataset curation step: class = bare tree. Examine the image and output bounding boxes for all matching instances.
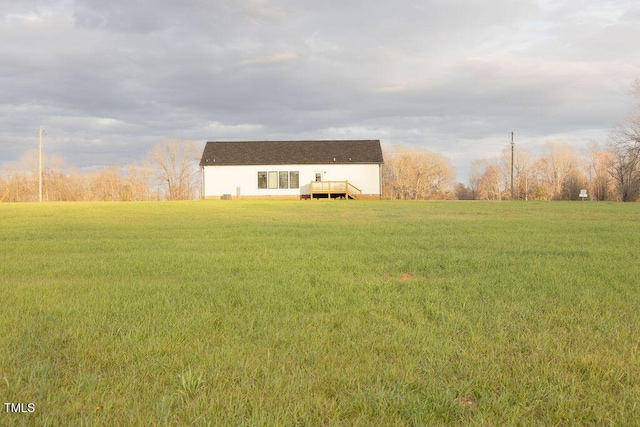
[500,145,535,200]
[468,160,484,200]
[1,150,39,202]
[91,165,124,201]
[454,182,474,200]
[0,174,8,202]
[560,169,585,200]
[148,139,200,200]
[478,163,503,200]
[607,116,640,201]
[382,147,455,200]
[584,141,613,201]
[530,157,551,200]
[544,142,577,200]
[604,81,640,202]
[125,163,153,201]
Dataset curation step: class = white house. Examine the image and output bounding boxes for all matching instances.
[200,140,384,200]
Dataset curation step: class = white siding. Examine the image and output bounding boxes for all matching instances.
[203,163,381,197]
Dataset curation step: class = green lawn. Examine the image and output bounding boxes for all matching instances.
[1,200,639,425]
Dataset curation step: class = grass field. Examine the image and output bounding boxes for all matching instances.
[1,200,639,425]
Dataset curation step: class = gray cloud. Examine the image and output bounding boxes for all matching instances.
[1,0,639,181]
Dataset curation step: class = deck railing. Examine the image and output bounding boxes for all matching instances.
[309,181,362,199]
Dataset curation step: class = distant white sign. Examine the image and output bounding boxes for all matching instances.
[579,189,588,200]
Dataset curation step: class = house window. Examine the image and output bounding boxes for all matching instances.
[315,172,322,182]
[279,171,288,189]
[257,172,267,189]
[289,171,299,189]
[268,171,278,189]
[259,170,299,190]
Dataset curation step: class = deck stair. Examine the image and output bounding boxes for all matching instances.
[309,181,362,199]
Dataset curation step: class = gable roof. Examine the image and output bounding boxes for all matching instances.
[199,140,383,166]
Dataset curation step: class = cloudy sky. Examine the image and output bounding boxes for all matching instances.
[2,0,639,181]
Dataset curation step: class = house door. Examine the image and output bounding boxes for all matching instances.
[314,171,324,182]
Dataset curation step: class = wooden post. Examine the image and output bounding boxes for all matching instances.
[327,180,331,199]
[510,131,514,200]
[39,126,43,202]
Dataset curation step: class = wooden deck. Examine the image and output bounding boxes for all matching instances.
[309,181,362,199]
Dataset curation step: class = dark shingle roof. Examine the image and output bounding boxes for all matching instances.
[199,140,383,166]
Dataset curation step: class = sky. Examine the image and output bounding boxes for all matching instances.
[2,0,640,182]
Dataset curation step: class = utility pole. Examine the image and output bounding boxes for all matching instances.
[39,126,44,202]
[509,131,514,200]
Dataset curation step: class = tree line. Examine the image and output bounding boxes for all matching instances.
[464,81,640,202]
[1,136,637,203]
[0,140,200,202]
[385,80,640,202]
[463,139,636,201]
[2,82,639,202]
